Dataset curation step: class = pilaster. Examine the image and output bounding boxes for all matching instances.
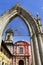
[37,33,43,64]
[30,37,35,65]
[31,34,42,65]
[26,57,28,65]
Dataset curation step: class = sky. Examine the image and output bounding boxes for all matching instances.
[0,0,43,43]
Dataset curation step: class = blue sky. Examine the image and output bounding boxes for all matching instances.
[0,0,43,43]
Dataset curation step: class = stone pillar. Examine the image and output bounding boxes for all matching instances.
[37,34,43,63]
[30,38,35,65]
[16,57,18,65]
[32,34,42,65]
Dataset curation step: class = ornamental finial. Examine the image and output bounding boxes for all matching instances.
[36,12,40,20]
[16,2,20,7]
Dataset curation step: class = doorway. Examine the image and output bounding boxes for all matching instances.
[19,60,24,65]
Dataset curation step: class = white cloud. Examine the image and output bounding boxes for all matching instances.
[41,7,43,10]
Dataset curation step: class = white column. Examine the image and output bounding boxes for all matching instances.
[33,34,42,65]
[37,34,43,63]
[30,38,35,65]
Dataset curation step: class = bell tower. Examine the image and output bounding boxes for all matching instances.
[5,28,14,43]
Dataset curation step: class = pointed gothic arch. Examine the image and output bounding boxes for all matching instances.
[0,4,43,65]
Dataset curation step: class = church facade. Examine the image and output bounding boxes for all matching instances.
[10,41,31,65]
[3,28,32,65]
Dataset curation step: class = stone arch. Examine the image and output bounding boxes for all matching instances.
[0,4,43,65]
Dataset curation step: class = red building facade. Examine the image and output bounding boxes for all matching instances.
[4,29,32,65]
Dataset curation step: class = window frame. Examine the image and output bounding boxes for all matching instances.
[19,47,23,54]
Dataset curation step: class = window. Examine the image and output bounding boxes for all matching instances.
[19,47,23,54]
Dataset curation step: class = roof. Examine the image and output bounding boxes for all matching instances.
[4,40,30,46]
[1,40,12,56]
[14,40,30,46]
